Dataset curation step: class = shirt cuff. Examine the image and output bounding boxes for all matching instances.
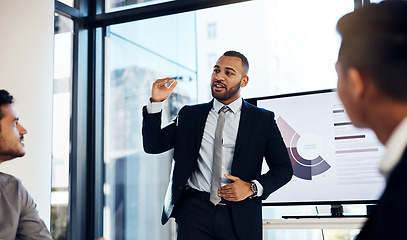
[252,180,264,197]
[147,99,163,114]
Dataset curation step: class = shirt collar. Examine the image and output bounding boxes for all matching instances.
[213,97,243,114]
[380,116,407,180]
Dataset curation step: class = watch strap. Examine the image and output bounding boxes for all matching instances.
[250,181,258,198]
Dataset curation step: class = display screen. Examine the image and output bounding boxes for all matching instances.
[251,89,386,205]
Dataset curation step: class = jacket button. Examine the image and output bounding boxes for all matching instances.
[179,186,183,190]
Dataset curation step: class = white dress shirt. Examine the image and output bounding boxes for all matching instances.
[147,98,264,196]
[380,116,407,180]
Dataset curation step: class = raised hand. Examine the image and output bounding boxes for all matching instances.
[151,78,178,102]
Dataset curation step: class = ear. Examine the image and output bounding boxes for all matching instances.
[240,76,249,88]
[347,67,366,101]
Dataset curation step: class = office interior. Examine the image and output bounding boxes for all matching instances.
[0,0,385,239]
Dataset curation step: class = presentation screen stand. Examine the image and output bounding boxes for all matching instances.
[282,204,368,219]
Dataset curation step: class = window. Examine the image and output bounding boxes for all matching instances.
[106,0,174,13]
[196,0,353,102]
[207,22,217,39]
[54,0,363,239]
[58,0,75,8]
[104,11,197,239]
[52,13,73,240]
[103,0,355,239]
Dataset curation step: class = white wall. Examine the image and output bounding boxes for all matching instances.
[0,0,54,226]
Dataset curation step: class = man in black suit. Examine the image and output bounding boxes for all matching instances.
[142,51,293,240]
[335,2,407,239]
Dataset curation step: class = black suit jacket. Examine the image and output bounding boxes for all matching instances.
[142,99,293,240]
[356,147,407,240]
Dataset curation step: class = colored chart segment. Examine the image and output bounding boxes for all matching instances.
[276,117,331,180]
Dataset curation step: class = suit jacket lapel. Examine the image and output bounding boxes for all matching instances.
[195,100,213,154]
[232,100,251,171]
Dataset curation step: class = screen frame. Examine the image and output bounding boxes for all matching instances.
[246,88,380,207]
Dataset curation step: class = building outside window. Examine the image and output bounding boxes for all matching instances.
[207,22,217,39]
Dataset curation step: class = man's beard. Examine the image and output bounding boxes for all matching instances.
[211,80,241,102]
[0,150,25,162]
[0,137,25,162]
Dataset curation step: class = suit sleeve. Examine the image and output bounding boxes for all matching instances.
[142,105,178,154]
[356,150,407,240]
[257,112,293,200]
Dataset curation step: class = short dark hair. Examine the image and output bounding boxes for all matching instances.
[0,90,14,121]
[223,50,249,76]
[337,1,407,102]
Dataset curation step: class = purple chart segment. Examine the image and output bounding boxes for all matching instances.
[276,117,331,180]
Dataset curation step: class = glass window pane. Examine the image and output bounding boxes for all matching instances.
[104,0,356,239]
[57,0,75,8]
[104,11,196,240]
[107,0,174,13]
[196,0,353,102]
[52,13,73,240]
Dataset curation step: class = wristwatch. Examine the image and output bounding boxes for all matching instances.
[250,182,258,198]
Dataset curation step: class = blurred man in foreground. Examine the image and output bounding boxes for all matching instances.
[336,1,407,239]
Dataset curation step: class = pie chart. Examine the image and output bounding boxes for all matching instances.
[276,117,331,180]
